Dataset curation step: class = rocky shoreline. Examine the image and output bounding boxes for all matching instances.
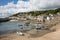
[0,18,11,23]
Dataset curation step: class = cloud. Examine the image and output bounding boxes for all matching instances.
[0,0,60,18]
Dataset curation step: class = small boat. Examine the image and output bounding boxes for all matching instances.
[17,32,24,36]
[36,24,45,30]
[17,22,34,31]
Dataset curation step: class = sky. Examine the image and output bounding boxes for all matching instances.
[0,0,60,18]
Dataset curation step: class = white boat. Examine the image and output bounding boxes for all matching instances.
[17,32,24,36]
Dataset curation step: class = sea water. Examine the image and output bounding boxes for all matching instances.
[0,21,25,35]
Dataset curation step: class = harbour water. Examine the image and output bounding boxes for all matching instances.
[0,21,25,35]
[0,21,45,35]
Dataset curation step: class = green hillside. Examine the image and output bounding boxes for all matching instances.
[12,8,60,16]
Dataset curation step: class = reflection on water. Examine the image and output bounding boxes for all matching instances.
[0,21,25,35]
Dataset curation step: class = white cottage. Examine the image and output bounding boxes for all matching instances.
[49,14,54,20]
[46,16,51,21]
[36,15,45,22]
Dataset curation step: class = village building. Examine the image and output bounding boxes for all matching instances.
[9,17,20,20]
[26,15,33,20]
[36,15,46,22]
[49,14,54,20]
[46,16,51,21]
[57,12,60,16]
